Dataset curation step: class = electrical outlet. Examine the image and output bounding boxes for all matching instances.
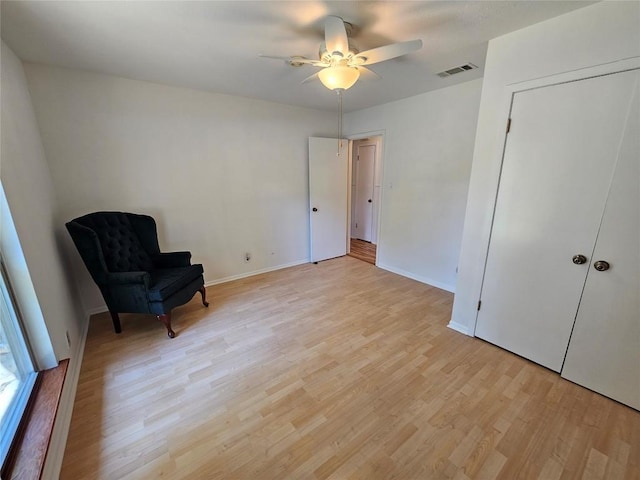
[65,330,71,348]
[244,252,251,263]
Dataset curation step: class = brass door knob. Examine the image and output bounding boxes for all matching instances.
[593,260,610,271]
[572,254,587,265]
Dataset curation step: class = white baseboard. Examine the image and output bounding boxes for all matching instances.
[375,263,469,335]
[41,314,90,480]
[204,259,309,287]
[86,305,108,316]
[376,263,456,293]
[447,320,472,336]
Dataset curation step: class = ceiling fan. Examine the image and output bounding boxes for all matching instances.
[262,16,423,92]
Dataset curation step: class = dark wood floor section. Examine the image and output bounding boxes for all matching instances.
[61,257,639,479]
[348,238,376,265]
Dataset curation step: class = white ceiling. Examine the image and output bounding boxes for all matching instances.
[1,1,595,112]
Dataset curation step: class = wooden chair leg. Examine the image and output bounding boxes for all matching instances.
[109,311,122,334]
[157,313,175,338]
[199,286,209,307]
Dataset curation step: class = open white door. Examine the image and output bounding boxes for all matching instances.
[309,137,348,262]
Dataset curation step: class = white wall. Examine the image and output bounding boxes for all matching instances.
[23,64,336,314]
[451,1,640,335]
[0,42,83,363]
[345,79,483,292]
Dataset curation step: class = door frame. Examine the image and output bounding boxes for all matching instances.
[352,143,376,242]
[347,130,386,265]
[471,57,640,337]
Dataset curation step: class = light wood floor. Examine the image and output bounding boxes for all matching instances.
[348,238,376,265]
[61,257,639,479]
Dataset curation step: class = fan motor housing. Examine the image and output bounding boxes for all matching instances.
[319,40,359,63]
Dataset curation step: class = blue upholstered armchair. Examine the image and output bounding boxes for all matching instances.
[66,211,208,338]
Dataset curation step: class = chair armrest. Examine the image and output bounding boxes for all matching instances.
[104,271,150,286]
[152,252,192,268]
[102,272,151,313]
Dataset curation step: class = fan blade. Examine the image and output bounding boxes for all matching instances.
[259,55,292,61]
[301,72,320,84]
[356,66,381,81]
[325,16,349,55]
[259,55,328,67]
[354,39,422,66]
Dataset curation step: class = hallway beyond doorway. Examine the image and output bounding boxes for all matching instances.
[348,238,376,265]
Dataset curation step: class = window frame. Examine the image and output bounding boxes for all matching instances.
[0,256,37,467]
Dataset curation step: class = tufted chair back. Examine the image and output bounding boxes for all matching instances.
[66,211,162,281]
[78,213,153,272]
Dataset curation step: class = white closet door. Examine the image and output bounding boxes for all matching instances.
[562,73,639,409]
[475,70,639,372]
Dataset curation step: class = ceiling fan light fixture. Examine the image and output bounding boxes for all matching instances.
[318,65,360,91]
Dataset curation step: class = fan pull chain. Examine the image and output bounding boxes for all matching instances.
[337,89,343,156]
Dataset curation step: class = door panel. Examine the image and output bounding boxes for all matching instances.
[354,145,375,242]
[562,75,639,409]
[475,71,639,372]
[309,137,348,262]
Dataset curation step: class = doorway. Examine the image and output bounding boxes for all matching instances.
[347,136,382,265]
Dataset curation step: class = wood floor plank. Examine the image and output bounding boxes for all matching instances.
[60,256,640,479]
[348,238,376,265]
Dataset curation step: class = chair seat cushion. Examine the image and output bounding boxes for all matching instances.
[148,265,204,302]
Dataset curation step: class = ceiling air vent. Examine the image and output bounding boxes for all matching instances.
[437,63,478,78]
